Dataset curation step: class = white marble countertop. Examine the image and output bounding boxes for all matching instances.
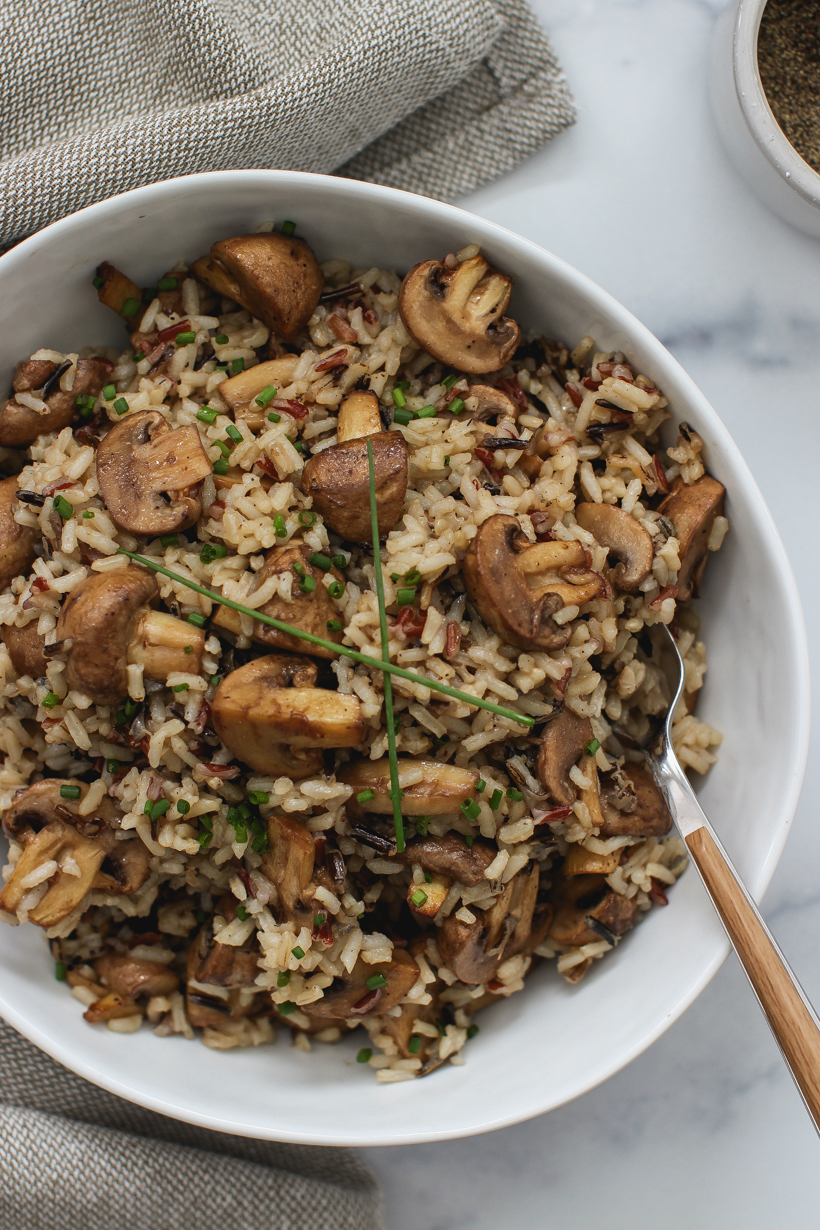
[362,0,820,1223]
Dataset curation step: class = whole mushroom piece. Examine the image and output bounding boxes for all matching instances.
[339,757,479,817]
[438,864,541,985]
[217,356,300,430]
[399,253,521,374]
[463,514,605,653]
[260,812,316,930]
[574,502,654,593]
[300,431,408,543]
[658,474,726,599]
[536,708,594,805]
[307,950,419,1020]
[0,477,36,591]
[96,409,213,536]
[55,566,205,706]
[0,620,48,678]
[0,357,108,448]
[211,653,364,777]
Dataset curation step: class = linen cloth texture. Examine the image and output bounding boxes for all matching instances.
[0,0,575,245]
[0,1018,383,1230]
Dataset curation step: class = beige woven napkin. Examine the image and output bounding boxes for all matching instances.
[0,0,574,246]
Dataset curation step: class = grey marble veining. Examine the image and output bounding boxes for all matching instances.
[361,1,820,1223]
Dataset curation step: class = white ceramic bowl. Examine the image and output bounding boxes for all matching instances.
[0,171,809,1145]
[710,0,820,238]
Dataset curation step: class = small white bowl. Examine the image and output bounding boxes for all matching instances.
[0,171,810,1145]
[711,0,820,237]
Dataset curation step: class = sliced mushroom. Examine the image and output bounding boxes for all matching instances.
[339,757,479,816]
[186,901,264,1028]
[336,390,383,442]
[599,762,672,838]
[0,477,36,591]
[464,516,604,653]
[399,254,520,374]
[94,261,143,321]
[658,475,726,599]
[465,384,520,425]
[95,952,179,1000]
[548,873,638,947]
[438,864,539,984]
[259,813,315,929]
[379,999,440,1061]
[96,409,213,536]
[211,654,363,777]
[307,950,419,1020]
[397,833,496,885]
[562,843,621,876]
[300,431,408,543]
[0,358,108,448]
[574,502,654,593]
[211,543,344,658]
[536,709,594,805]
[205,233,324,340]
[406,871,451,919]
[3,778,115,841]
[218,356,300,429]
[0,620,47,678]
[56,567,205,705]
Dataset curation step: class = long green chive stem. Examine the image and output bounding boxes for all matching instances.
[115,550,534,728]
[367,439,404,853]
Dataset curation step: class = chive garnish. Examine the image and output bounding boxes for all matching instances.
[60,785,81,799]
[114,550,535,728]
[586,738,600,756]
[365,973,388,990]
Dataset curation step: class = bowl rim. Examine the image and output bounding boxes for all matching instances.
[732,0,820,208]
[0,168,811,1144]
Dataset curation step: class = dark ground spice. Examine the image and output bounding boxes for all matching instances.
[758,0,820,173]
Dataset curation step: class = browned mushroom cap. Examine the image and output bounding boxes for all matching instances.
[259,813,316,929]
[399,255,521,374]
[464,515,604,653]
[0,358,108,448]
[95,952,179,1000]
[536,709,594,805]
[338,757,478,816]
[574,502,654,593]
[438,864,539,984]
[211,654,364,777]
[211,543,344,658]
[96,409,213,536]
[0,620,47,678]
[466,384,519,424]
[95,261,143,320]
[300,431,408,543]
[0,820,105,926]
[206,233,324,340]
[336,390,383,442]
[599,762,672,838]
[548,873,638,947]
[0,477,36,591]
[217,356,300,430]
[397,833,496,886]
[307,950,419,1020]
[3,778,117,841]
[56,567,205,706]
[658,475,726,599]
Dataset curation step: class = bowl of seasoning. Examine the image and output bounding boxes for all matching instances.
[710,0,820,237]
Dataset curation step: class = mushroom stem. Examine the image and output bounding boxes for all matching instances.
[128,609,205,679]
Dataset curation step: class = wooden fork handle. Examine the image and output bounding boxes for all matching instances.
[686,824,820,1131]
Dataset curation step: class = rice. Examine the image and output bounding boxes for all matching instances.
[0,242,727,1081]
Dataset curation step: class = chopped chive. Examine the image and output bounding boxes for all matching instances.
[332,554,347,568]
[248,791,269,805]
[424,870,433,883]
[196,406,218,424]
[395,381,410,391]
[209,676,220,687]
[442,374,459,389]
[102,384,116,400]
[277,1001,296,1016]
[298,510,316,526]
[122,298,139,318]
[414,817,431,836]
[309,552,332,571]
[328,581,344,600]
[187,612,206,628]
[175,330,196,345]
[300,576,316,593]
[160,533,178,547]
[476,779,486,793]
[152,799,170,818]
[586,738,601,756]
[461,798,481,820]
[391,574,401,583]
[357,1048,372,1063]
[282,220,296,236]
[416,405,436,418]
[396,587,415,606]
[225,423,243,443]
[81,510,94,519]
[447,398,465,416]
[467,1023,479,1039]
[433,735,451,748]
[236,904,249,921]
[292,946,305,960]
[403,569,421,585]
[254,385,277,407]
[366,973,388,991]
[214,439,231,458]
[444,455,450,466]
[173,683,189,692]
[465,835,474,847]
[357,789,375,803]
[392,387,407,408]
[92,275,104,289]
[327,619,342,632]
[200,542,228,563]
[489,788,503,809]
[267,412,281,423]
[408,1034,422,1054]
[277,970,290,987]
[293,440,304,453]
[410,889,428,908]
[273,514,287,537]
[214,333,229,344]
[176,800,190,814]
[143,800,154,816]
[393,408,413,425]
[55,960,67,981]
[292,562,305,577]
[113,397,129,415]
[313,913,327,927]
[52,495,73,520]
[106,759,119,774]
[231,358,245,374]
[124,698,138,718]
[212,458,229,475]
[60,785,81,799]
[157,277,178,291]
[506,787,524,801]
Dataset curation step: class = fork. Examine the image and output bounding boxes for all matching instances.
[639,625,820,1134]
